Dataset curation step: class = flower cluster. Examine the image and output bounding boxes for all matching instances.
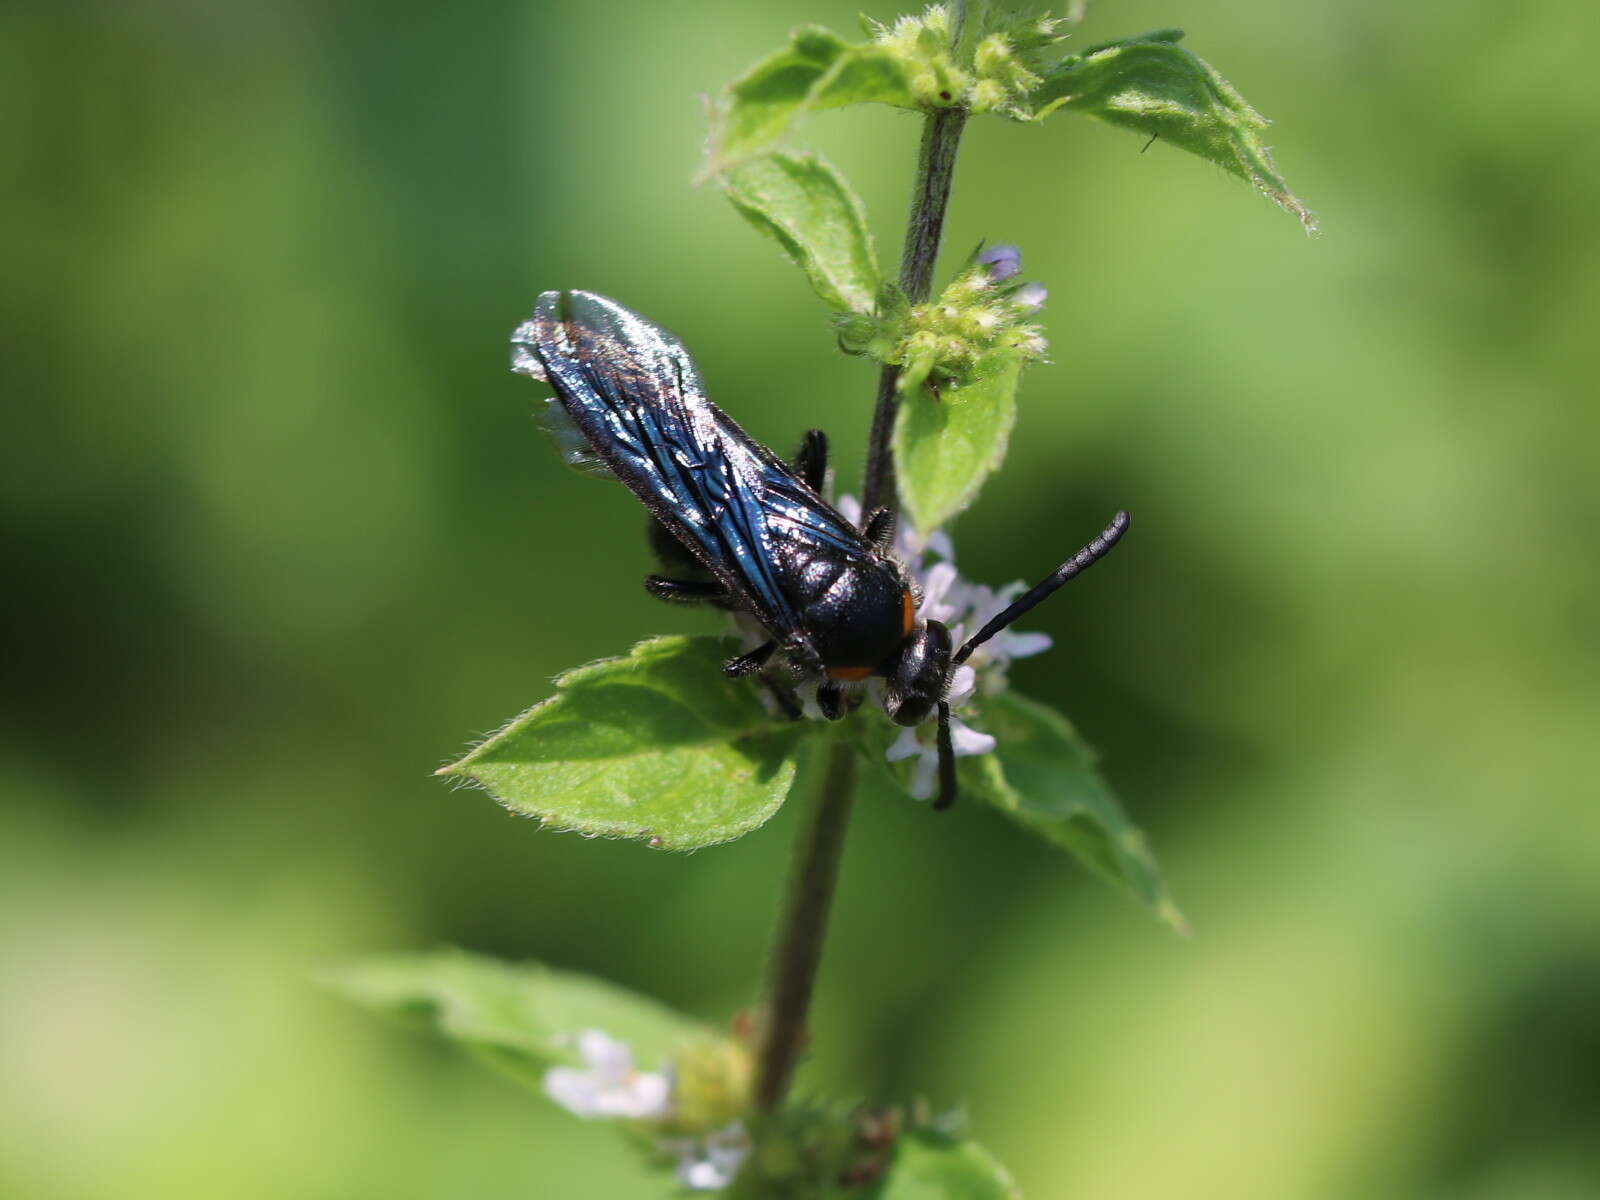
[543,1029,752,1191]
[868,6,1070,117]
[663,1123,752,1192]
[893,243,1049,397]
[835,496,1053,800]
[867,5,967,108]
[544,1029,671,1119]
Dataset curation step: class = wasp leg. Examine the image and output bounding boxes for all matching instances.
[724,640,777,678]
[645,575,728,605]
[793,429,829,493]
[760,677,804,721]
[862,506,895,551]
[816,680,847,721]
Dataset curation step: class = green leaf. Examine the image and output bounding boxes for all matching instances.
[981,691,1186,931]
[439,635,808,850]
[878,1130,1019,1199]
[893,348,1023,533]
[327,949,708,1090]
[707,26,916,173]
[1034,30,1315,231]
[722,152,882,315]
[847,691,1179,927]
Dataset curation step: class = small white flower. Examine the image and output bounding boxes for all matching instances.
[886,667,996,800]
[669,1123,751,1191]
[543,1030,672,1120]
[860,503,1049,787]
[1014,281,1048,310]
[1015,330,1049,357]
[917,560,967,625]
[952,580,1053,694]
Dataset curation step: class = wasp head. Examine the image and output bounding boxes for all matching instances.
[882,619,952,727]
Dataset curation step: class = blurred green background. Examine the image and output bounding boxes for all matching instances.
[5,0,1598,1196]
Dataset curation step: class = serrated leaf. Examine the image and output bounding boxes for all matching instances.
[327,949,708,1090]
[981,691,1186,931]
[847,691,1181,925]
[723,152,881,315]
[1034,30,1315,231]
[440,636,808,850]
[878,1130,1020,1199]
[893,348,1022,532]
[707,26,916,173]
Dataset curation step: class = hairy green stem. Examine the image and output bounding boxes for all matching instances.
[860,104,970,516]
[751,108,971,1102]
[752,737,858,1112]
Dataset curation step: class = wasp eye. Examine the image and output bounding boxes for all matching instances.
[883,620,951,727]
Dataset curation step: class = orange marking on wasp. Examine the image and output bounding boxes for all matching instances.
[827,665,873,681]
[901,587,916,637]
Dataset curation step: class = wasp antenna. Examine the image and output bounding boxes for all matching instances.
[953,510,1130,666]
[933,701,958,811]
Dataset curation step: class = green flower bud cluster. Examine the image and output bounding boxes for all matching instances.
[838,244,1048,396]
[661,1033,752,1136]
[868,6,1072,118]
[866,5,968,108]
[970,31,1044,116]
[895,265,1048,394]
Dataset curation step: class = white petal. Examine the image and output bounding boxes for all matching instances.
[999,630,1052,658]
[543,1067,603,1116]
[621,1070,673,1118]
[919,562,961,621]
[885,725,925,762]
[585,1073,673,1119]
[924,528,955,562]
[966,583,1007,628]
[704,1126,751,1177]
[908,752,939,799]
[896,522,931,563]
[949,718,996,757]
[678,1159,729,1190]
[673,1126,750,1190]
[575,1029,633,1075]
[946,664,977,708]
[835,494,862,526]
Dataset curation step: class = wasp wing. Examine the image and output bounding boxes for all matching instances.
[517,291,878,654]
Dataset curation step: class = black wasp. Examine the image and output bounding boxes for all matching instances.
[511,290,1128,811]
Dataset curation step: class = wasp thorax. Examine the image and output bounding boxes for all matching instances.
[883,619,952,727]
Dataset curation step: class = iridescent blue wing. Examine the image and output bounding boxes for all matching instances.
[513,290,879,652]
[754,461,875,560]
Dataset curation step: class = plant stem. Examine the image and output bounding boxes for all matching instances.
[754,9,971,1111]
[752,736,858,1112]
[861,105,970,516]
